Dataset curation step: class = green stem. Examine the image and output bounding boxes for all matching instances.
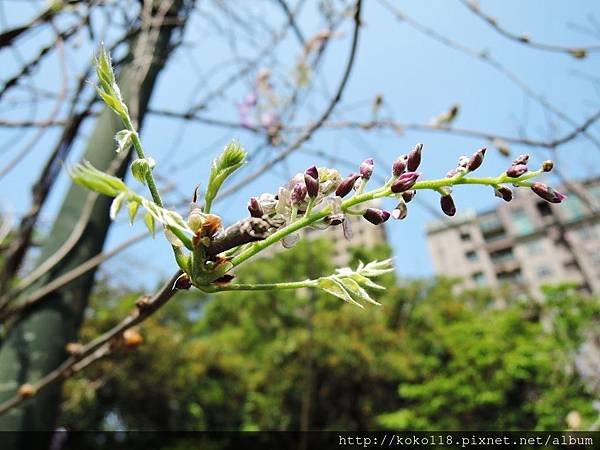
[229,170,541,270]
[120,115,190,259]
[202,279,319,292]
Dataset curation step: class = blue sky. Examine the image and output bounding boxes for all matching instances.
[1,0,599,289]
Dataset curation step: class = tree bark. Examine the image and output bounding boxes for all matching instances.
[0,0,185,445]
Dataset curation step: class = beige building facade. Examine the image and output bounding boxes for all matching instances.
[426,178,600,296]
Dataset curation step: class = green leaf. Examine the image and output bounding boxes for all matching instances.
[318,277,363,308]
[338,276,381,306]
[128,200,140,225]
[131,158,155,185]
[109,192,127,220]
[115,130,133,153]
[144,212,155,237]
[204,140,247,212]
[69,161,127,197]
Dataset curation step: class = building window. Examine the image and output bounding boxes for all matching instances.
[472,272,486,286]
[460,231,471,241]
[536,201,552,217]
[525,239,543,255]
[465,250,478,261]
[510,208,534,235]
[537,265,553,278]
[497,268,523,284]
[490,247,515,264]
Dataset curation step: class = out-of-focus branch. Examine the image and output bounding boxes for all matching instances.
[378,0,600,151]
[459,0,600,57]
[0,271,182,416]
[217,0,364,200]
[0,231,150,324]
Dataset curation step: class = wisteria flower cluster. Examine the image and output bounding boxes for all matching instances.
[70,47,566,307]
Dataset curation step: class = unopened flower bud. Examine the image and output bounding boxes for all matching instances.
[247,197,264,218]
[531,182,567,203]
[494,185,513,202]
[363,208,390,225]
[458,156,470,168]
[304,165,319,198]
[406,143,423,171]
[446,168,460,178]
[440,195,456,216]
[392,155,407,176]
[542,160,554,172]
[392,202,408,220]
[402,190,416,203]
[512,154,529,166]
[291,183,307,206]
[390,171,420,193]
[187,207,203,231]
[467,147,486,171]
[359,158,374,180]
[506,164,528,178]
[335,173,360,198]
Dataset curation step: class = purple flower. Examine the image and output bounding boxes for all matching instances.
[359,158,374,180]
[440,195,456,216]
[406,143,423,171]
[402,190,416,203]
[247,197,263,217]
[512,154,529,166]
[291,183,307,206]
[363,208,390,225]
[506,164,528,178]
[391,202,408,220]
[304,165,319,198]
[531,182,567,203]
[467,147,486,172]
[390,171,420,193]
[494,186,513,202]
[335,173,361,198]
[392,155,407,176]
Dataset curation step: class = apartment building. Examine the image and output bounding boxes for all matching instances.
[426,177,600,296]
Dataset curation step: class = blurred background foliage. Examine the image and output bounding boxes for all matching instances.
[60,239,600,432]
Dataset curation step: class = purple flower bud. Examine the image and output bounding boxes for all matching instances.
[335,173,360,198]
[506,164,528,178]
[440,195,456,216]
[392,155,407,176]
[446,168,460,178]
[494,186,513,202]
[458,156,470,168]
[402,190,416,203]
[406,143,423,172]
[512,154,529,166]
[304,165,319,198]
[291,183,307,206]
[359,158,374,180]
[467,147,486,172]
[391,202,408,220]
[247,197,263,217]
[531,182,567,204]
[542,160,554,172]
[390,171,420,193]
[363,208,390,225]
